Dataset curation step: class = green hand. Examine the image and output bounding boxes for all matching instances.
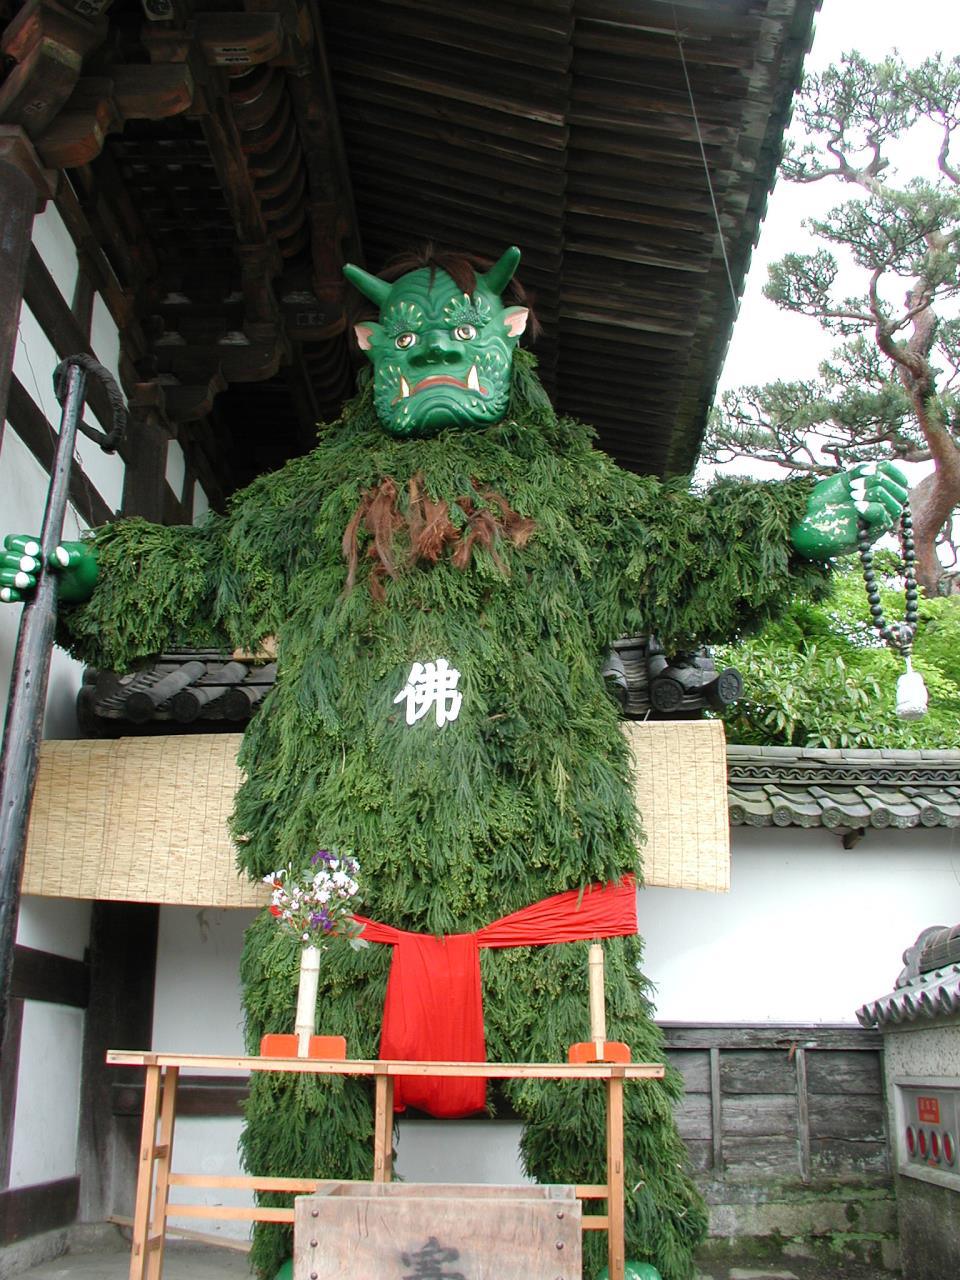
[790,461,909,560]
[0,534,98,604]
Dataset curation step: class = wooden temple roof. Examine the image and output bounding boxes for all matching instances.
[2,0,819,500]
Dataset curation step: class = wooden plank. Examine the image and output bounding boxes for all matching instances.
[11,944,89,1007]
[168,1174,324,1191]
[662,1049,709,1092]
[173,1204,294,1222]
[796,1047,811,1185]
[672,1092,710,1140]
[709,1046,723,1173]
[78,903,159,1226]
[294,1191,581,1279]
[0,999,23,1188]
[720,1050,798,1096]
[105,1051,665,1080]
[606,1073,625,1280]
[130,1065,162,1280]
[660,1025,884,1052]
[320,1183,577,1200]
[0,1176,79,1245]
[805,1050,883,1096]
[809,1139,890,1178]
[807,1095,885,1143]
[721,1136,801,1179]
[146,1067,178,1280]
[722,1095,798,1137]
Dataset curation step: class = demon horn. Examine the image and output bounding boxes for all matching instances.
[479,246,521,296]
[343,263,392,309]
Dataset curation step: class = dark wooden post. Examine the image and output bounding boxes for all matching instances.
[0,128,54,447]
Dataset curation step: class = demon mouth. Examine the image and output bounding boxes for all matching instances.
[395,364,486,403]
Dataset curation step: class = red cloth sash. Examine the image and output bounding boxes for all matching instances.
[354,875,637,1117]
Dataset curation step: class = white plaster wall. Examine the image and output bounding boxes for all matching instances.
[7,1002,84,1187]
[152,907,252,1058]
[165,438,186,504]
[16,897,91,962]
[641,825,960,1024]
[31,203,78,302]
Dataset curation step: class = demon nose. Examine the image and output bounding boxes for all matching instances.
[409,331,461,367]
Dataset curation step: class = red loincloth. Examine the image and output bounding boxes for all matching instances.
[354,875,637,1117]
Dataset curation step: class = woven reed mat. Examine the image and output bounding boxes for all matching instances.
[22,735,267,907]
[22,722,728,905]
[623,719,730,892]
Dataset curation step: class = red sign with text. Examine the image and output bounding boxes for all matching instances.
[917,1096,941,1125]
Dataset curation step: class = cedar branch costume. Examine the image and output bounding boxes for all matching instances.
[3,248,909,1279]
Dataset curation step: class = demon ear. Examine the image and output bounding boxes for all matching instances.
[354,321,384,354]
[502,307,528,339]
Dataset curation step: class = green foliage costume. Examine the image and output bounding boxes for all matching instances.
[4,248,909,1279]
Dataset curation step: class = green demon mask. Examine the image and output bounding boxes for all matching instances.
[343,247,529,438]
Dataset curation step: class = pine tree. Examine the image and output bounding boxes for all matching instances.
[705,52,960,596]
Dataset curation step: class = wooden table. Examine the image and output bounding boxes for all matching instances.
[107,1050,665,1280]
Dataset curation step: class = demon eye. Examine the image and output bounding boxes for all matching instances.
[395,332,416,349]
[453,324,477,341]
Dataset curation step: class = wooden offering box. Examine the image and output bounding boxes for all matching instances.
[295,1182,581,1279]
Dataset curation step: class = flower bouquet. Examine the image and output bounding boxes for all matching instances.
[260,848,367,1058]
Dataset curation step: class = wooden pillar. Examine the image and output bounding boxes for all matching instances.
[0,128,54,446]
[77,903,159,1225]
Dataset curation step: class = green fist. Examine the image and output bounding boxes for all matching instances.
[790,461,909,560]
[0,534,98,604]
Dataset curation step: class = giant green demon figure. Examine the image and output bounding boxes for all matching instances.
[2,247,906,1279]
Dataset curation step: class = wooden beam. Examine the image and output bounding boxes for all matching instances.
[0,1177,79,1245]
[77,903,159,1224]
[11,945,89,1008]
[0,999,23,1189]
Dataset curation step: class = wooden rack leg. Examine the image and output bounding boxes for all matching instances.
[129,1064,162,1280]
[373,1072,394,1182]
[606,1070,626,1280]
[145,1065,179,1280]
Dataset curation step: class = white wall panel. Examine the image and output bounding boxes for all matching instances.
[193,481,210,524]
[152,907,253,1058]
[11,301,59,425]
[31,203,78,304]
[8,1002,83,1187]
[16,897,91,961]
[641,825,960,1024]
[165,438,186,503]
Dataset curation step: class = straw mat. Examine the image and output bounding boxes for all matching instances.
[22,722,729,905]
[624,719,730,893]
[23,735,267,907]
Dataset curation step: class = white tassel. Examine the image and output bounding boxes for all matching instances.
[896,657,928,721]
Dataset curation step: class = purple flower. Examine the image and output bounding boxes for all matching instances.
[311,848,335,866]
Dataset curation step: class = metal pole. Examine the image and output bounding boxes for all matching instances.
[0,361,87,1048]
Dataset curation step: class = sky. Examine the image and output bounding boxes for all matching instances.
[716,0,960,396]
